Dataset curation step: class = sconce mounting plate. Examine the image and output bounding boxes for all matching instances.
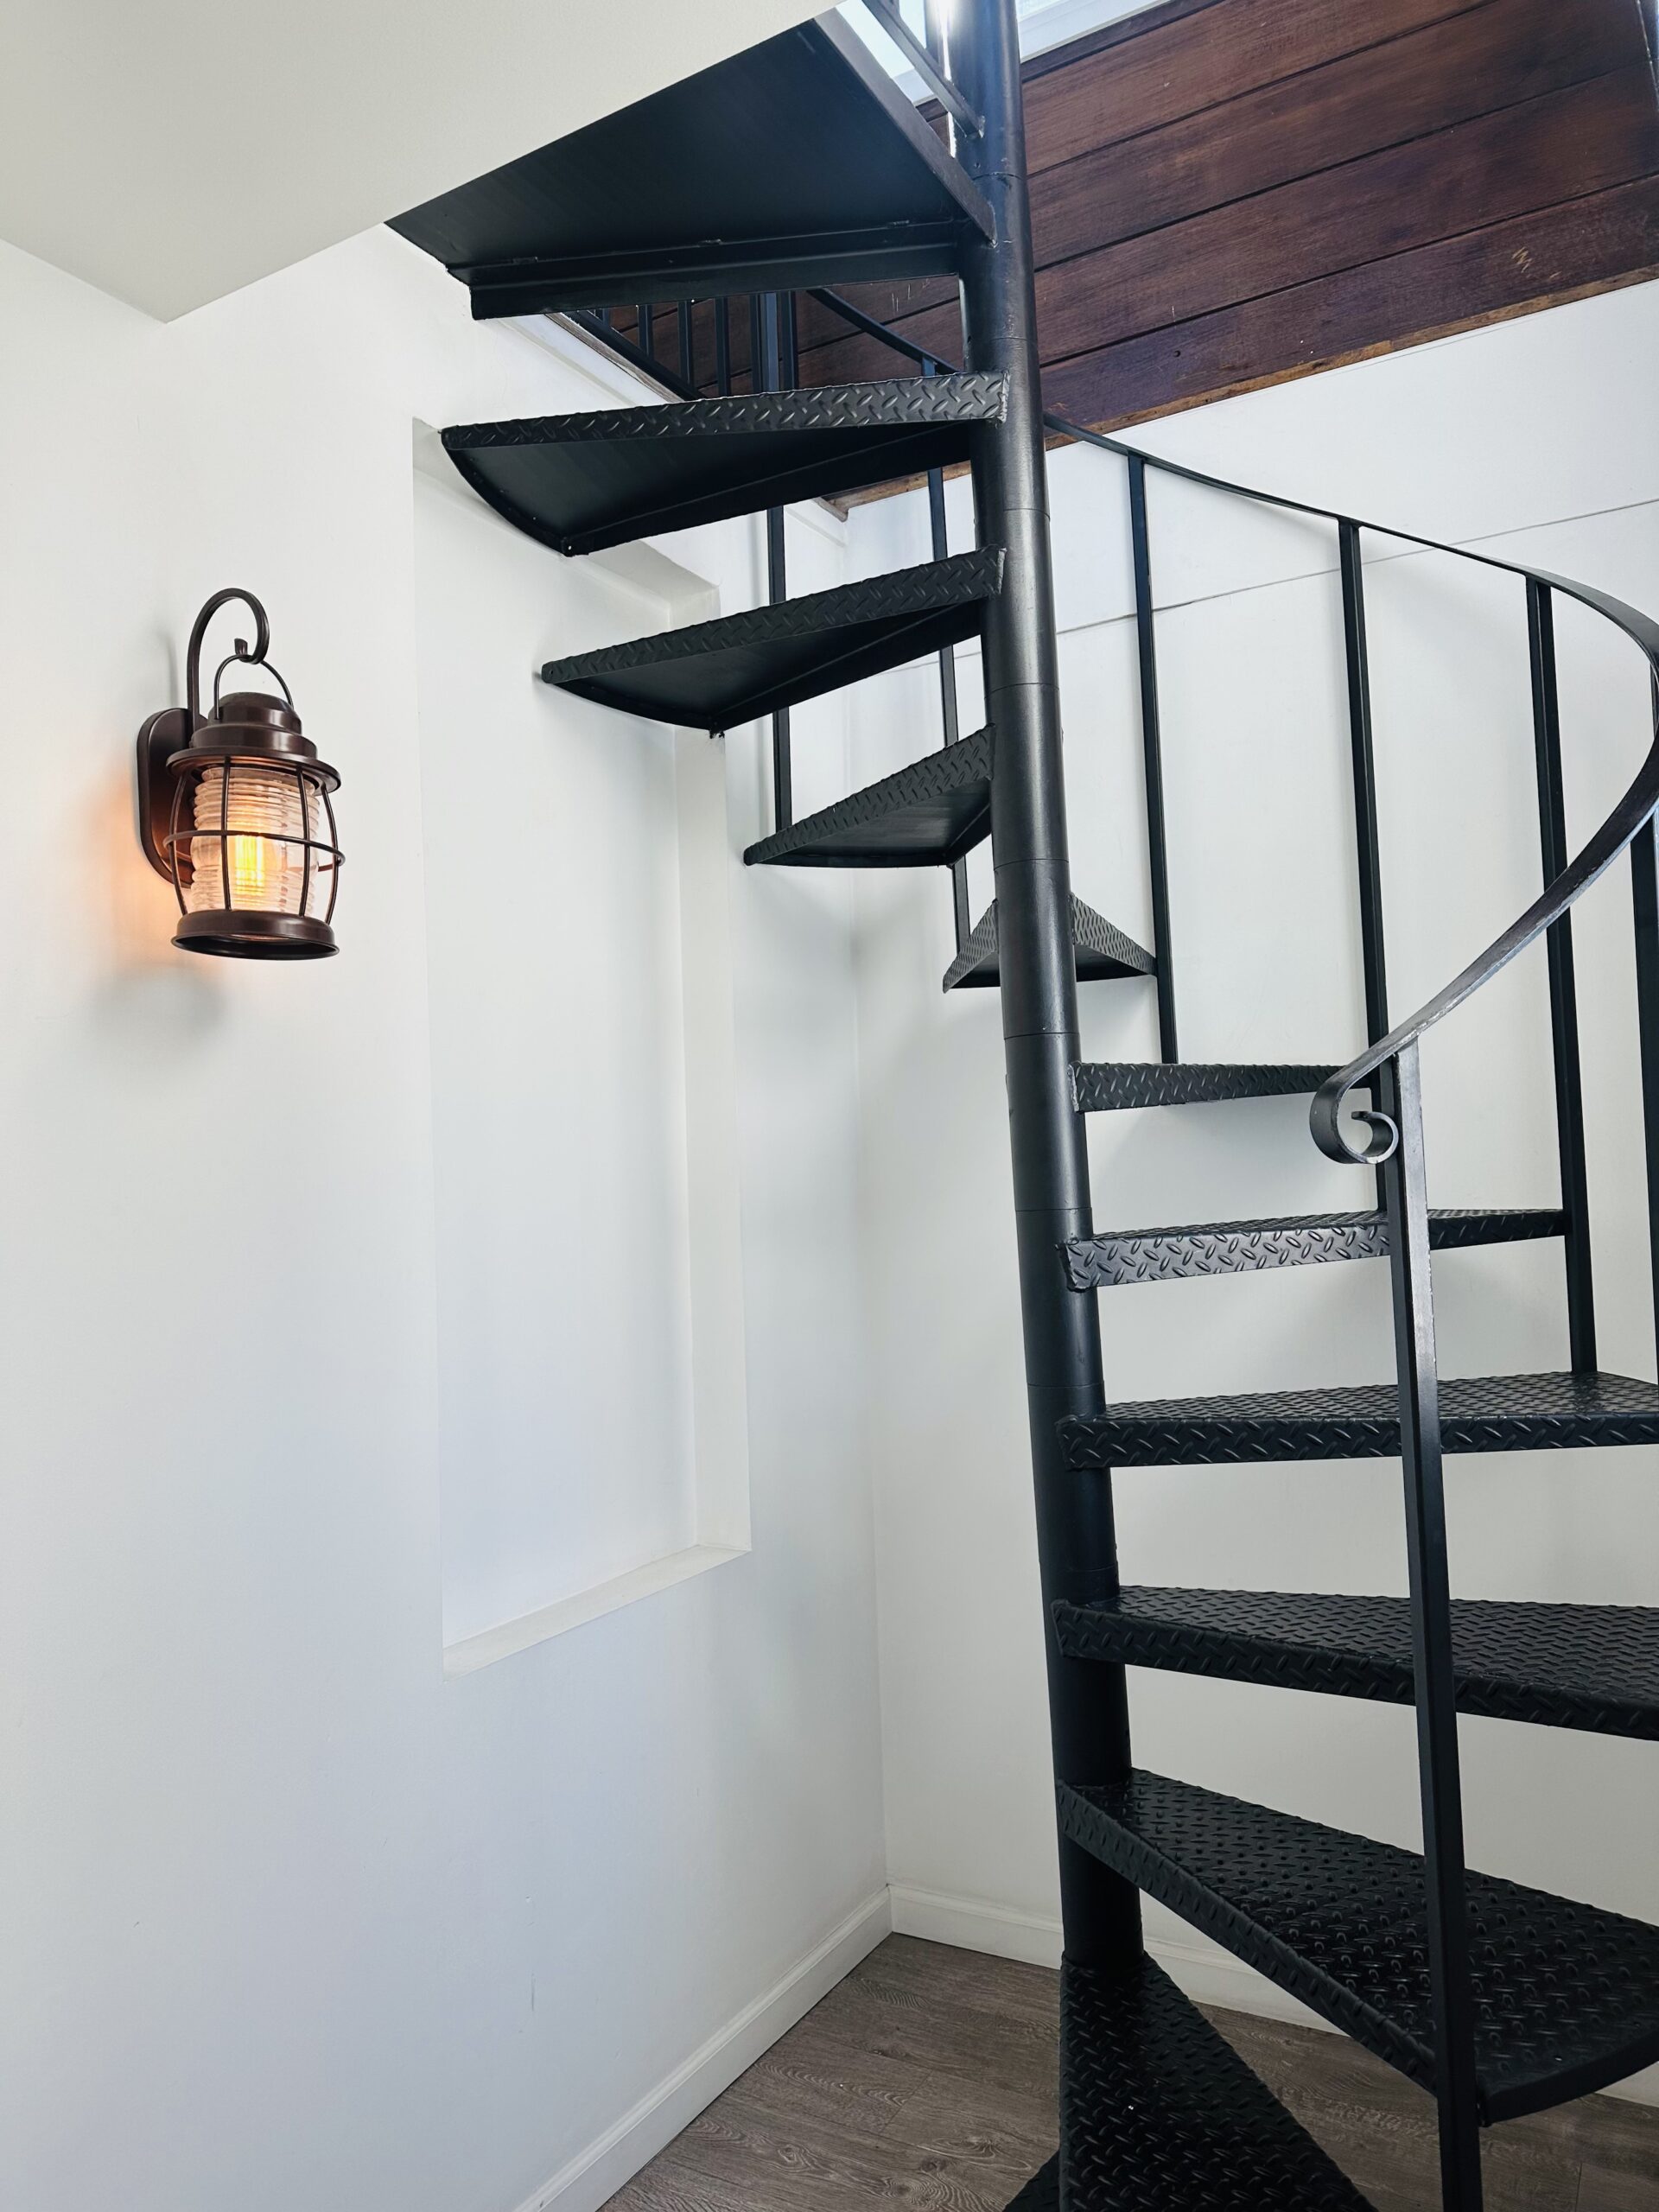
[137,706,194,880]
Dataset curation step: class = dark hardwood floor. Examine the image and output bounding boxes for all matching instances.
[605,1935,1659,2209]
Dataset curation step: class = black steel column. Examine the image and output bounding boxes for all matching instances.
[953,0,1141,1978]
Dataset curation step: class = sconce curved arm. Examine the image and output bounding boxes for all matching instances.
[185,588,270,729]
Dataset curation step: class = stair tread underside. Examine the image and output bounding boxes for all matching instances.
[1061,1370,1659,1468]
[1003,1955,1377,2209]
[1063,1207,1564,1289]
[1054,1586,1659,1739]
[390,16,993,314]
[1071,1062,1339,1112]
[745,727,993,869]
[1058,1770,1659,2123]
[444,376,1008,556]
[945,896,1156,991]
[541,549,1002,730]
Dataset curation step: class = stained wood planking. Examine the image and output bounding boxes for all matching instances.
[1043,177,1659,428]
[777,0,1659,433]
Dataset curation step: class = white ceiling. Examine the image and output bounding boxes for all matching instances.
[0,0,825,321]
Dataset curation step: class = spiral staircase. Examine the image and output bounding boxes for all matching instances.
[391,6,1659,2205]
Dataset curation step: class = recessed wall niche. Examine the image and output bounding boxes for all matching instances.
[413,436,749,1675]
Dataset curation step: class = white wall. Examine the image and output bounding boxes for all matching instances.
[0,225,887,2212]
[844,281,1659,2089]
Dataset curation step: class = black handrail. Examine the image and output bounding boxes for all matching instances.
[570,284,1659,1179]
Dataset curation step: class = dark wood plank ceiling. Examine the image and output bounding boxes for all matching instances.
[624,0,1659,434]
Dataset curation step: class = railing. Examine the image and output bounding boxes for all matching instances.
[570,260,1659,2209]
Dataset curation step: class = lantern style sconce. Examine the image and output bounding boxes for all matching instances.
[137,588,342,959]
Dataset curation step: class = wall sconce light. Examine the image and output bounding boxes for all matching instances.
[137,588,342,959]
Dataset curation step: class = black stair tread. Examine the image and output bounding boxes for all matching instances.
[1063,1207,1564,1290]
[1001,1956,1376,2210]
[944,898,1156,992]
[1054,1586,1659,1740]
[1071,1062,1339,1112]
[443,376,1007,557]
[1061,1370,1659,1469]
[390,16,993,315]
[745,728,992,870]
[541,550,1002,731]
[1058,1770,1659,2123]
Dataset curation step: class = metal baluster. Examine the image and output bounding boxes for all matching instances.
[755,292,791,832]
[1381,1046,1484,2212]
[636,302,653,365]
[922,353,971,951]
[1631,806,1659,1382]
[1529,580,1597,1370]
[1341,520,1389,1040]
[1128,454,1178,1064]
[1341,520,1389,1210]
[715,298,732,396]
[678,301,695,389]
[924,0,957,156]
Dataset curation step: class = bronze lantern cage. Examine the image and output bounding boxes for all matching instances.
[137,588,343,959]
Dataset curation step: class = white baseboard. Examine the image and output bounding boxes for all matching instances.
[512,1889,892,2212]
[889,1882,1659,2110]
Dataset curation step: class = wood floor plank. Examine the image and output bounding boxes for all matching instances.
[602,1940,1659,2209]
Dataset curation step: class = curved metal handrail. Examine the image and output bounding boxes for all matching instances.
[600,279,1659,1167]
[1052,416,1659,1168]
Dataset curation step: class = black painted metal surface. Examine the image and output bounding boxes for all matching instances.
[944,897,1155,992]
[390,16,992,314]
[1061,1369,1659,1469]
[1061,1208,1563,1291]
[540,550,1001,731]
[743,726,992,870]
[444,377,1007,557]
[954,0,1142,1976]
[1054,1586,1659,1740]
[1058,1771,1659,2124]
[1059,1958,1376,2209]
[1070,1062,1338,1113]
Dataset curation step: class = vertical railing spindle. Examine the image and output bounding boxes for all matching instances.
[1630,809,1659,1382]
[636,302,653,366]
[1382,1048,1484,2212]
[1128,454,1178,1063]
[754,292,792,832]
[1529,580,1597,1370]
[1341,519,1389,1209]
[677,301,695,390]
[1341,520,1389,1042]
[715,298,732,396]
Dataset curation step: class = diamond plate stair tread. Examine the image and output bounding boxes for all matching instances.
[1053,1587,1659,1740]
[1071,1061,1339,1111]
[540,549,1001,730]
[443,376,1007,556]
[1059,1771,1659,2124]
[1061,1370,1659,1469]
[1001,1957,1376,2209]
[745,727,992,869]
[1063,1206,1564,1289]
[944,897,1156,991]
[391,17,992,314]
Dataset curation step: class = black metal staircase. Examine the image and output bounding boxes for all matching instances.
[393,6,1659,2205]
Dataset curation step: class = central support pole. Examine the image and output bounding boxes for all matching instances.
[952,0,1142,1988]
